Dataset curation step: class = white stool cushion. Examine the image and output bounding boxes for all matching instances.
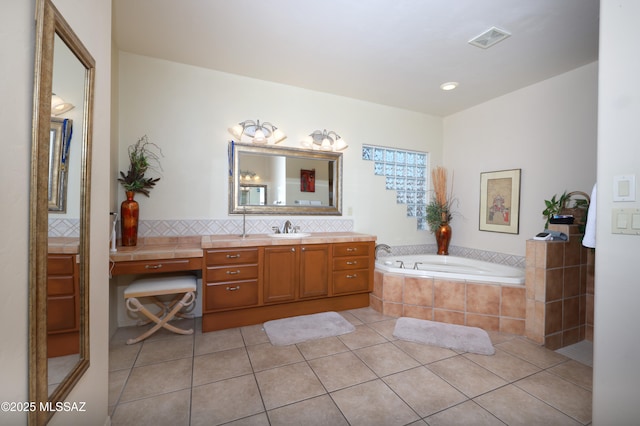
[124,275,197,298]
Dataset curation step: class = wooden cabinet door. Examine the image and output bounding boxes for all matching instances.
[263,245,298,303]
[299,244,329,299]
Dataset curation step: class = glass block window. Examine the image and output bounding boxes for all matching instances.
[362,144,429,230]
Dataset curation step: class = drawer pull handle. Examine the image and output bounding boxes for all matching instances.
[346,247,358,252]
[346,261,358,265]
[145,264,163,269]
[226,270,241,275]
[226,285,241,291]
[226,254,241,259]
[346,273,358,279]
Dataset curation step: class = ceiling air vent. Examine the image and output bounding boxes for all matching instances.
[468,26,511,49]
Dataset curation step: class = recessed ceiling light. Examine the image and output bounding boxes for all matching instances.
[440,82,458,91]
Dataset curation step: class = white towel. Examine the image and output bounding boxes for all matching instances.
[582,183,596,248]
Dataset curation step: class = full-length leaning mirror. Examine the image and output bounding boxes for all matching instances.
[229,142,343,215]
[29,0,94,424]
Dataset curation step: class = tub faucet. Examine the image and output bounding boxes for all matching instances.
[396,260,405,269]
[413,262,423,270]
[375,244,391,259]
[282,220,293,233]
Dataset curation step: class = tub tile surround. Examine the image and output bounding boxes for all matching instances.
[525,224,594,350]
[378,244,525,269]
[371,272,527,336]
[372,226,592,348]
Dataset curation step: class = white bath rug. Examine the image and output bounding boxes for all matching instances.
[393,317,495,355]
[263,311,355,346]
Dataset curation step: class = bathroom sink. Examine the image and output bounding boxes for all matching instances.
[268,233,311,238]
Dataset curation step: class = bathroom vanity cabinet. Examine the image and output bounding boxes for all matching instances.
[332,242,372,295]
[201,238,374,332]
[204,247,260,311]
[47,253,80,357]
[263,244,330,303]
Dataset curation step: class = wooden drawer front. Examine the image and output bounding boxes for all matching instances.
[48,275,75,296]
[333,256,370,271]
[112,257,202,275]
[333,242,371,257]
[206,264,258,282]
[206,248,258,266]
[333,270,370,295]
[48,254,75,275]
[48,296,77,331]
[205,280,259,311]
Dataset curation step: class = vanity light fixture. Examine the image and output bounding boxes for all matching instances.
[240,170,260,181]
[51,93,75,116]
[440,82,459,91]
[228,119,286,145]
[301,129,348,151]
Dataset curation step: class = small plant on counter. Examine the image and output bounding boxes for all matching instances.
[118,135,163,196]
[542,191,590,228]
[542,191,567,228]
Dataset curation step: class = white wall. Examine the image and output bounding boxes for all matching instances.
[444,63,598,256]
[117,52,443,247]
[593,0,640,423]
[0,2,35,424]
[0,0,111,424]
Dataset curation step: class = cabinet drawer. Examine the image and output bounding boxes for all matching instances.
[333,242,371,257]
[333,256,370,271]
[48,275,75,296]
[332,270,370,294]
[48,296,77,332]
[111,257,202,275]
[206,248,258,266]
[48,254,75,275]
[204,280,259,311]
[206,264,258,282]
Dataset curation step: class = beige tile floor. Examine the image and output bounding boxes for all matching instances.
[109,308,593,425]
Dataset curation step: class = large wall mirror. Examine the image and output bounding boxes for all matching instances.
[29,0,94,424]
[229,142,343,215]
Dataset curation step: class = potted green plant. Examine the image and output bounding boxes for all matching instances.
[426,166,456,255]
[542,191,590,228]
[118,135,163,246]
[542,191,567,228]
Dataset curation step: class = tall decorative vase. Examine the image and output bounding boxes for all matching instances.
[435,222,451,255]
[120,190,139,246]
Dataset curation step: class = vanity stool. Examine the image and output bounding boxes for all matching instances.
[124,274,197,344]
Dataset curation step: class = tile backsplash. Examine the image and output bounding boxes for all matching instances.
[137,218,354,237]
[50,217,523,268]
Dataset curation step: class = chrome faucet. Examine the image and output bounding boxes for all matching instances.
[375,243,391,259]
[239,207,248,238]
[282,220,293,233]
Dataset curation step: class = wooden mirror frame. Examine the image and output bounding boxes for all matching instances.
[229,142,343,215]
[29,0,94,424]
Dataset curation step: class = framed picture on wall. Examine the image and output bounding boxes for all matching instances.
[479,169,521,234]
[300,169,315,192]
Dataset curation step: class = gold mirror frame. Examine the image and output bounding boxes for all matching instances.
[229,142,343,215]
[29,0,94,424]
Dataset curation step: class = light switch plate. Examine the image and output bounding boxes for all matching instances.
[613,175,636,201]
[612,208,640,235]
